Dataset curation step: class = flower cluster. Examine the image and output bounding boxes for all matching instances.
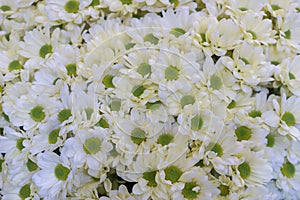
[0,0,300,199]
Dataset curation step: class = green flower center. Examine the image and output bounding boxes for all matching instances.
[165,65,179,81]
[120,0,132,4]
[240,57,250,65]
[157,134,174,146]
[248,110,262,118]
[137,63,151,76]
[30,106,45,122]
[90,0,100,6]
[8,60,23,72]
[125,42,135,50]
[211,143,223,157]
[64,0,79,13]
[85,108,93,120]
[235,126,252,141]
[102,75,115,88]
[227,100,236,109]
[0,159,3,172]
[66,64,77,77]
[180,95,195,108]
[58,109,72,123]
[210,74,222,90]
[54,164,70,181]
[143,170,157,187]
[132,85,145,97]
[83,137,101,155]
[0,5,11,11]
[289,72,296,80]
[16,138,25,151]
[39,44,52,58]
[266,134,275,147]
[246,30,257,40]
[19,184,31,200]
[97,118,109,128]
[219,184,230,196]
[281,112,296,126]
[170,27,186,38]
[131,128,146,145]
[110,98,121,111]
[271,4,281,10]
[146,101,161,110]
[26,159,38,172]
[284,30,291,39]
[143,33,159,45]
[182,182,199,199]
[48,129,60,144]
[164,166,182,183]
[271,61,280,65]
[200,33,206,42]
[238,162,251,179]
[191,115,203,131]
[281,161,296,178]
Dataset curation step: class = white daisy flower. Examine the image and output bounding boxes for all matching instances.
[12,92,61,130]
[262,93,300,140]
[205,18,243,55]
[0,126,30,159]
[238,11,276,45]
[233,149,273,187]
[277,11,300,53]
[1,181,40,200]
[275,159,300,197]
[18,27,61,67]
[100,185,135,200]
[172,167,220,199]
[62,127,112,177]
[32,151,73,200]
[45,0,92,24]
[227,0,267,13]
[103,0,139,15]
[204,127,244,176]
[276,56,300,96]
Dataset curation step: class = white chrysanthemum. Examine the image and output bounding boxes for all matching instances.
[238,11,276,45]
[49,44,82,80]
[204,127,244,176]
[227,0,267,13]
[276,56,300,96]
[5,91,61,131]
[177,103,222,141]
[62,127,112,177]
[45,0,94,24]
[129,153,171,200]
[233,114,269,149]
[172,167,220,199]
[32,151,73,200]
[1,181,40,200]
[126,13,162,46]
[233,149,273,187]
[100,185,135,200]
[0,127,30,159]
[262,93,300,140]
[275,159,300,197]
[18,27,61,67]
[200,56,236,101]
[103,0,139,15]
[29,120,65,154]
[277,11,300,52]
[226,42,274,87]
[205,18,243,55]
[151,47,201,98]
